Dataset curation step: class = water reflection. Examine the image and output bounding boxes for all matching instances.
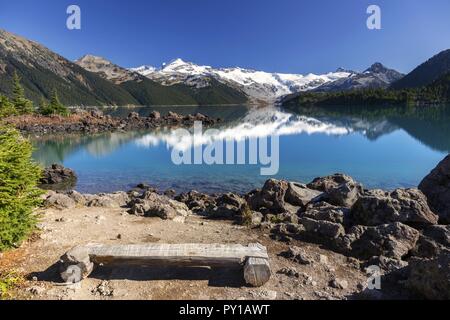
[134,108,352,151]
[30,105,450,193]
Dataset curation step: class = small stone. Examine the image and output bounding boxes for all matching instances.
[92,281,114,297]
[329,279,349,290]
[95,215,106,224]
[277,267,299,278]
[116,234,122,240]
[282,246,314,265]
[259,290,277,300]
[319,254,329,264]
[28,286,45,295]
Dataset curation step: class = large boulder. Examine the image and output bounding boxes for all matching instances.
[39,164,77,190]
[284,182,322,208]
[412,225,450,258]
[247,179,289,214]
[44,192,76,210]
[423,225,450,247]
[300,201,349,225]
[307,174,363,208]
[419,155,450,224]
[129,191,190,220]
[175,191,216,214]
[207,193,247,219]
[351,189,438,227]
[247,179,320,214]
[87,192,130,208]
[148,111,161,120]
[337,222,420,260]
[299,217,346,240]
[406,253,450,300]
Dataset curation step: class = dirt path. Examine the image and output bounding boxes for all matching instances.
[2,206,368,300]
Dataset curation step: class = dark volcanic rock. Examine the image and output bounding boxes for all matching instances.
[128,191,190,220]
[412,225,450,258]
[422,225,450,246]
[300,202,349,225]
[206,193,247,219]
[307,174,363,208]
[39,164,77,191]
[351,188,438,227]
[337,222,420,260]
[419,155,450,224]
[175,191,216,214]
[247,179,290,214]
[406,253,450,300]
[300,217,345,240]
[11,112,220,135]
[247,179,320,214]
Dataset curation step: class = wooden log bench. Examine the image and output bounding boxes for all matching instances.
[59,243,271,287]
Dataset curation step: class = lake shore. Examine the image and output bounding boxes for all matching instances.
[4,157,449,300]
[2,109,220,135]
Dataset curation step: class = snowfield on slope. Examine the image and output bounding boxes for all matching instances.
[130,59,351,102]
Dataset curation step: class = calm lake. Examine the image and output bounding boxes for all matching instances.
[31,105,450,194]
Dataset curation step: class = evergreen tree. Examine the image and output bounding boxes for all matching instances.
[36,90,69,116]
[49,89,69,116]
[0,95,17,118]
[36,97,52,116]
[0,127,43,251]
[12,72,34,115]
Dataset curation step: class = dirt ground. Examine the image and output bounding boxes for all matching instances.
[1,206,369,300]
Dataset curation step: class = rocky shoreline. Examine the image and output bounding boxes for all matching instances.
[4,109,220,134]
[41,155,450,300]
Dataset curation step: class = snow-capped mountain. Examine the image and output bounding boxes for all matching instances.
[313,63,404,92]
[130,59,351,103]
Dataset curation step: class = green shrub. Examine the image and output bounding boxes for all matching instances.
[0,270,24,300]
[0,127,43,251]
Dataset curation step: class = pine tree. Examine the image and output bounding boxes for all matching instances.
[11,72,34,115]
[0,127,43,251]
[0,95,17,118]
[48,89,69,116]
[37,97,51,116]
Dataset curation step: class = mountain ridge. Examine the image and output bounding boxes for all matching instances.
[391,49,450,89]
[312,62,404,92]
[0,29,248,106]
[130,59,352,103]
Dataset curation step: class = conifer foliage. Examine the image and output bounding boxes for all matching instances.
[11,72,34,115]
[0,127,43,251]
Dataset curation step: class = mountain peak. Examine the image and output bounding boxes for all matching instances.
[365,62,389,73]
[75,54,139,84]
[76,54,110,64]
[335,67,355,74]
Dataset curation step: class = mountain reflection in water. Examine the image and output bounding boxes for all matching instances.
[31,105,450,193]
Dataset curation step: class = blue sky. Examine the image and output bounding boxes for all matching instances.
[1,0,450,74]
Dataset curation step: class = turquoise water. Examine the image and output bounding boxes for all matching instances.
[31,105,450,194]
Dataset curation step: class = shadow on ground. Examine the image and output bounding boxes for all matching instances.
[29,263,246,288]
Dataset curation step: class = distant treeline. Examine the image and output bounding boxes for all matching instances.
[281,72,450,108]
